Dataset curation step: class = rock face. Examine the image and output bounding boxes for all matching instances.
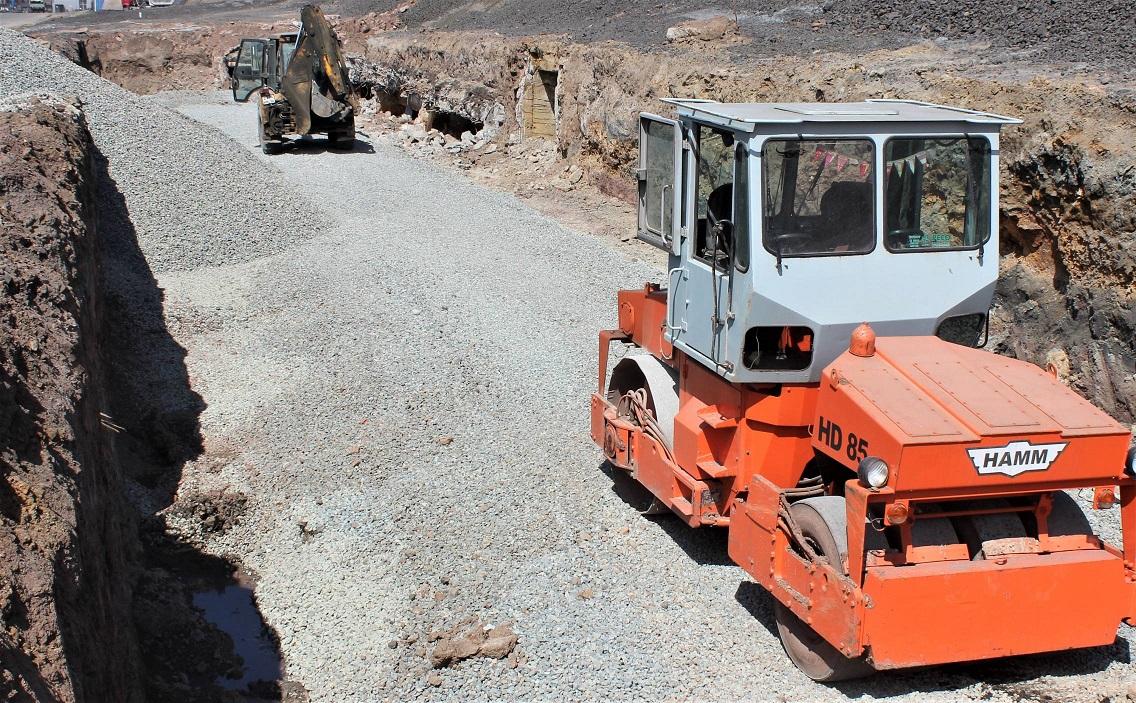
[995,137,1136,425]
[0,96,143,702]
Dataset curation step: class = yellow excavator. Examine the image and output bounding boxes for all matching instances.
[230,4,357,154]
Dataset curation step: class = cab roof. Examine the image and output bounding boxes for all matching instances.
[663,98,1021,128]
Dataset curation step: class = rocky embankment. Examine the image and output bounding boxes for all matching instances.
[0,95,143,702]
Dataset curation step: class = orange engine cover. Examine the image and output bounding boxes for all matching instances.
[811,336,1131,491]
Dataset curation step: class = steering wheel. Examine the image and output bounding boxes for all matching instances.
[771,232,811,254]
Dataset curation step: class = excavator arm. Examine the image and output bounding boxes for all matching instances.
[281,4,357,135]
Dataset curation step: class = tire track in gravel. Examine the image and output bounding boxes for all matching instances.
[162,95,1133,702]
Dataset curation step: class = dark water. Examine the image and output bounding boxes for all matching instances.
[192,577,283,690]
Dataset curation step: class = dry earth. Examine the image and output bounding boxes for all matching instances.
[160,92,1136,703]
[0,95,142,702]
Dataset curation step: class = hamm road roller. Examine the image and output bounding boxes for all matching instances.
[592,98,1136,680]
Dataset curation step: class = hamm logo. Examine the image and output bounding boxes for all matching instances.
[967,441,1068,477]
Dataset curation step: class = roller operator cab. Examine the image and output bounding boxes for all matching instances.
[230,5,357,154]
[593,99,1136,681]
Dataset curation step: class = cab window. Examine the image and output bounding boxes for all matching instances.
[884,137,991,251]
[762,139,875,257]
[694,126,734,268]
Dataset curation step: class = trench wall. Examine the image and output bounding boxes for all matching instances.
[0,96,144,702]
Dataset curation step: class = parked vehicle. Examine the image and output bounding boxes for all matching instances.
[592,97,1135,680]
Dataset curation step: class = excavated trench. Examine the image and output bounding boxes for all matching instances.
[10,10,1134,700]
[357,83,484,139]
[0,96,294,702]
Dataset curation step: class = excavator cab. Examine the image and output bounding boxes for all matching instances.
[231,33,298,103]
[602,98,1136,681]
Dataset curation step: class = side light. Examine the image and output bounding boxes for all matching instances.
[1093,486,1118,510]
[858,456,889,489]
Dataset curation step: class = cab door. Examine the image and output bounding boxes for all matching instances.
[637,114,690,352]
[636,114,682,253]
[231,39,269,103]
[680,125,749,372]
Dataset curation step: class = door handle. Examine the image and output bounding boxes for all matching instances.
[665,267,686,334]
[660,183,672,240]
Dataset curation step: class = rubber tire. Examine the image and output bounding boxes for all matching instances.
[774,497,875,682]
[258,116,281,155]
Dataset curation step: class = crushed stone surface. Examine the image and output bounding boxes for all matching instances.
[159,91,1132,702]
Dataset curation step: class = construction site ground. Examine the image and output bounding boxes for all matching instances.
[3,1,1136,700]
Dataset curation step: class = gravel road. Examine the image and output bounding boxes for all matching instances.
[152,94,1136,702]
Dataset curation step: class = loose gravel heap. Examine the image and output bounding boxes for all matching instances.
[0,27,320,273]
[812,0,1136,67]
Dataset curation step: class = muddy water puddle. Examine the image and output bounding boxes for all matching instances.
[193,570,284,691]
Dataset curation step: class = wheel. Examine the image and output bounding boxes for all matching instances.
[328,116,356,150]
[257,115,282,155]
[328,130,355,150]
[1048,491,1092,536]
[774,497,876,682]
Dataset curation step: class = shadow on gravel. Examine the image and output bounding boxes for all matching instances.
[93,149,303,702]
[599,462,733,566]
[274,133,376,156]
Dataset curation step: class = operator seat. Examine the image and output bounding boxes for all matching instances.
[819,181,873,252]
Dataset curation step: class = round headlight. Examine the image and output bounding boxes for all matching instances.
[858,456,890,489]
[1125,446,1136,478]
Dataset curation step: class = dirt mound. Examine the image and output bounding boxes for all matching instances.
[0,94,143,702]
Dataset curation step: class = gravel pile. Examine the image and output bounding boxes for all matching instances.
[0,27,320,273]
[813,0,1136,67]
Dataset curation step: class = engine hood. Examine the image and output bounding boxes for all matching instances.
[812,336,1131,491]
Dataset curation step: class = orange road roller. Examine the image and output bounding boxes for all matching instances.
[592,98,1135,680]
